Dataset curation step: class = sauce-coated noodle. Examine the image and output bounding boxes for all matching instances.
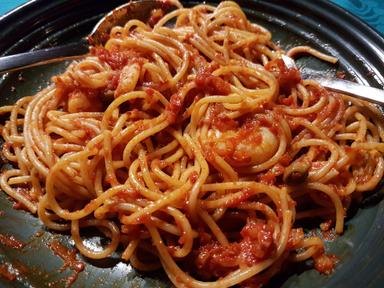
[1,1,383,287]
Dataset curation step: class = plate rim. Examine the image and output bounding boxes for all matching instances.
[0,1,383,288]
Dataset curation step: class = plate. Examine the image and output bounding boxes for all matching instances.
[0,0,384,287]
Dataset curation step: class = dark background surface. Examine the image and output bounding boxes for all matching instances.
[1,0,384,34]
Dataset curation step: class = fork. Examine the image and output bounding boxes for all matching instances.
[281,55,384,105]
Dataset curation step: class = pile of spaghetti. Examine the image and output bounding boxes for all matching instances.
[1,1,384,287]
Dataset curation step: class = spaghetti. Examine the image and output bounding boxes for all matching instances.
[1,1,384,287]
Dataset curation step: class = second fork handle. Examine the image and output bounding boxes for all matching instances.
[314,77,384,106]
[0,38,89,74]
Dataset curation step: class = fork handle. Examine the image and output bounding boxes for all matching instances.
[314,77,384,105]
[0,38,89,74]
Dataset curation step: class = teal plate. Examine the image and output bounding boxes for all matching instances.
[0,1,384,287]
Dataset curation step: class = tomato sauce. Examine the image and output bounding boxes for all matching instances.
[48,240,85,273]
[313,253,338,275]
[195,219,275,279]
[280,95,294,106]
[189,171,199,183]
[223,188,253,208]
[91,47,145,71]
[166,91,184,123]
[265,59,301,94]
[0,234,25,249]
[212,113,239,131]
[206,104,238,131]
[107,71,120,90]
[195,73,231,96]
[0,263,17,281]
[278,153,293,167]
[307,85,328,102]
[258,164,284,185]
[286,228,304,249]
[11,187,34,211]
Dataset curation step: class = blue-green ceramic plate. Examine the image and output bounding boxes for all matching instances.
[0,1,383,287]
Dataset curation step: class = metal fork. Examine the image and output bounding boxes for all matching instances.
[281,55,384,105]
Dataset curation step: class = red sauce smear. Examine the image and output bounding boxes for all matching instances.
[165,60,228,123]
[48,240,85,287]
[189,171,199,183]
[286,228,304,249]
[313,253,339,275]
[166,91,184,123]
[195,73,231,96]
[195,218,275,279]
[0,260,29,282]
[336,71,346,79]
[0,263,17,281]
[49,240,85,272]
[91,47,145,71]
[265,58,301,94]
[0,234,25,249]
[257,163,284,185]
[208,104,238,131]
